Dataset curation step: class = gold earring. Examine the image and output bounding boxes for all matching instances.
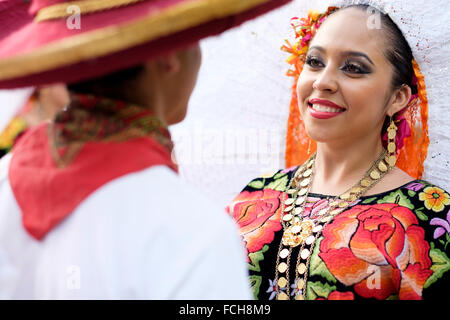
[386,116,397,167]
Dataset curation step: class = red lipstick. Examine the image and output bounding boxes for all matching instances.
[307,98,346,120]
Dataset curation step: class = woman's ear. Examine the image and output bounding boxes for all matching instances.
[387,84,412,116]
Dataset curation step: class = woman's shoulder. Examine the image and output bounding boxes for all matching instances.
[373,178,450,204]
[354,178,450,214]
[414,179,450,194]
[399,179,450,214]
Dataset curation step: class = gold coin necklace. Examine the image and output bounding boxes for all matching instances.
[275,148,395,300]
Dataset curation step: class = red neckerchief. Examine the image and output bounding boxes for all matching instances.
[9,93,177,240]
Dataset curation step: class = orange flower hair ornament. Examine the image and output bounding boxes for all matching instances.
[281,6,430,179]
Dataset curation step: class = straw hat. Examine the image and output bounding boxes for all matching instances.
[0,0,291,88]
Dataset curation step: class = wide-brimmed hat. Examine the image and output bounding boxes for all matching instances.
[0,0,291,89]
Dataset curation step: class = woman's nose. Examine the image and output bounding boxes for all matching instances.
[312,66,338,92]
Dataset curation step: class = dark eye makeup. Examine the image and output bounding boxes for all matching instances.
[305,55,324,68]
[341,59,371,74]
[305,54,372,75]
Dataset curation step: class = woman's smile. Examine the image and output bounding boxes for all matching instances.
[308,98,346,119]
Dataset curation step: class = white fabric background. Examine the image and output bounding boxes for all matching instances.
[170,0,450,209]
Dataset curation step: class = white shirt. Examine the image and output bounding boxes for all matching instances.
[0,153,252,299]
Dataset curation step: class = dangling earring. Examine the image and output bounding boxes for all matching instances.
[386,116,397,168]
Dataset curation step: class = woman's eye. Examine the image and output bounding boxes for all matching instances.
[305,56,370,74]
[342,62,368,74]
[305,56,323,68]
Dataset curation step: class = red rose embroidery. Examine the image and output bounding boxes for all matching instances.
[319,203,433,300]
[227,189,284,259]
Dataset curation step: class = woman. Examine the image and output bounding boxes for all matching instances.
[0,0,291,299]
[228,2,450,300]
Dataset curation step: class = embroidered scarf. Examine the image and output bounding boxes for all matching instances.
[9,93,177,240]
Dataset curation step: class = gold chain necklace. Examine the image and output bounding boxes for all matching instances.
[275,148,395,300]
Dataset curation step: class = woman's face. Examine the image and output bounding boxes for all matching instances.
[297,7,396,146]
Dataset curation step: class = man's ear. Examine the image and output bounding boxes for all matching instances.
[387,84,412,116]
[154,52,181,76]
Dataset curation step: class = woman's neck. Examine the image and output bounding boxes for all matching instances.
[309,133,384,196]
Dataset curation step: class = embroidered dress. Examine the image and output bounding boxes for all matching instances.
[227,167,450,300]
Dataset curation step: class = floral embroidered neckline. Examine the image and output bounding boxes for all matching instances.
[307,179,422,200]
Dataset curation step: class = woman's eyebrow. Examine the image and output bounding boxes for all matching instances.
[343,51,375,66]
[308,45,375,66]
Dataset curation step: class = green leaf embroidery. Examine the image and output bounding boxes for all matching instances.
[408,190,417,197]
[362,197,377,204]
[377,189,414,210]
[265,175,289,192]
[306,281,337,300]
[424,242,450,289]
[446,233,450,251]
[309,237,337,283]
[415,207,429,221]
[248,245,269,272]
[259,170,279,179]
[249,275,262,300]
[248,179,265,189]
[386,294,399,300]
[273,172,287,180]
